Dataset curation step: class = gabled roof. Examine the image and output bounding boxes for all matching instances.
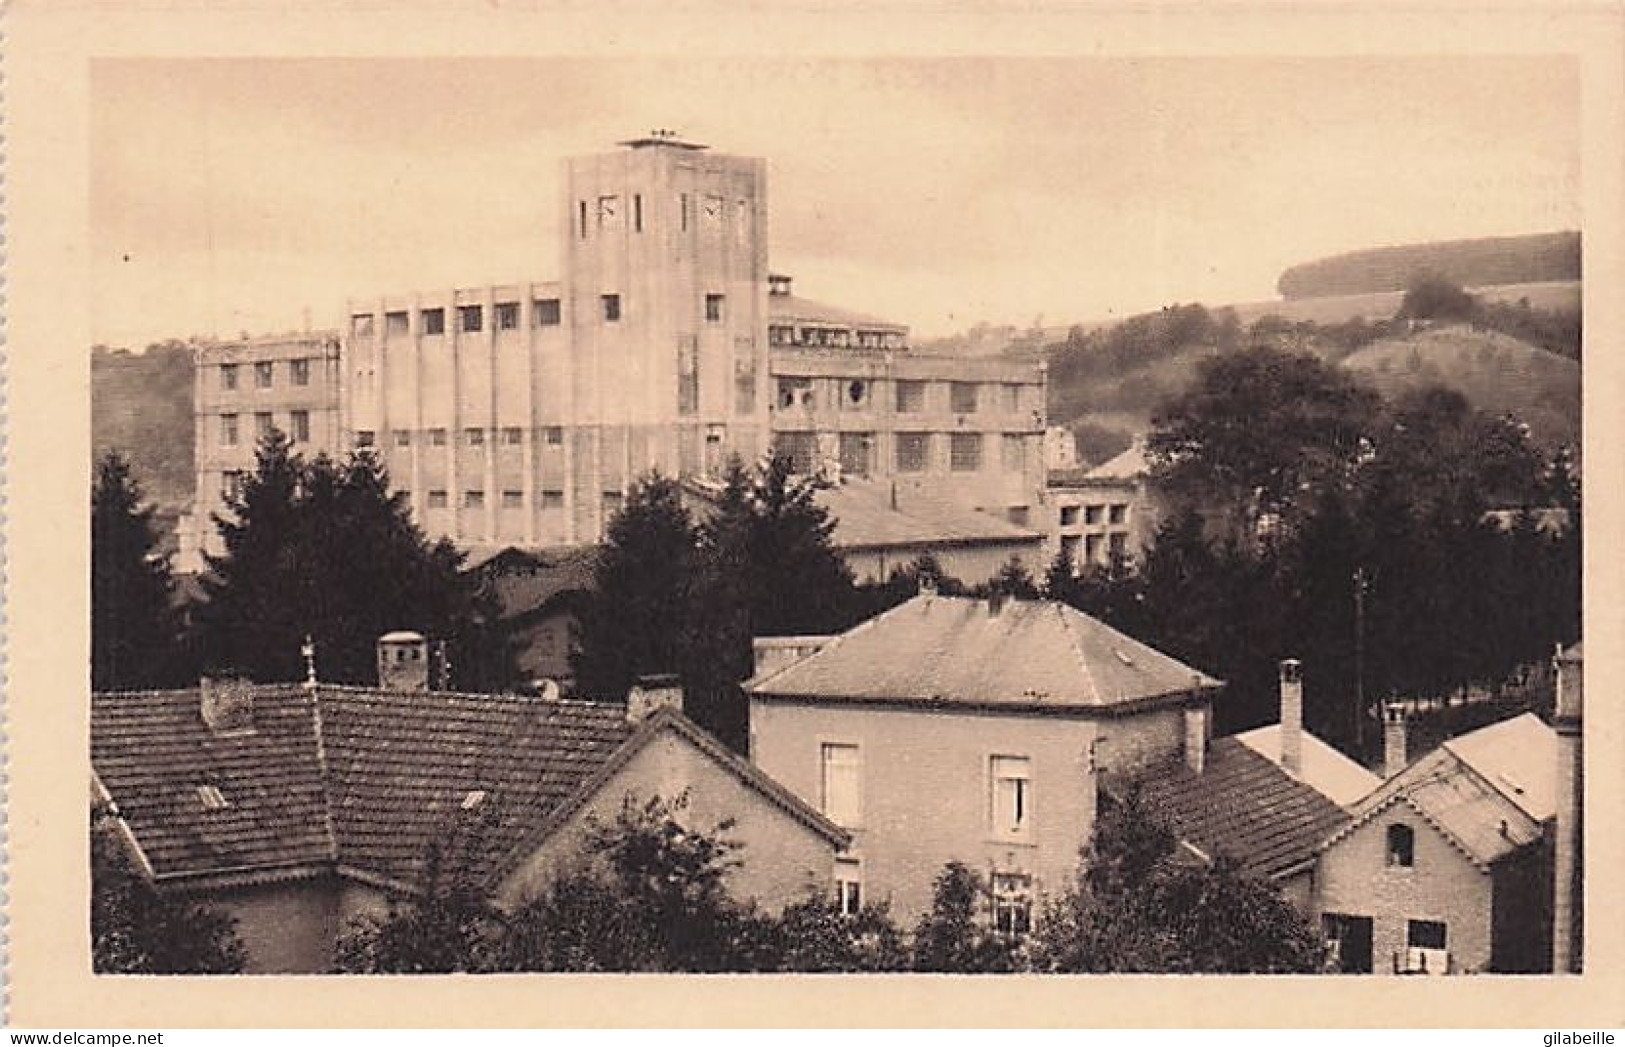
[749,594,1221,712]
[817,480,1042,551]
[92,687,335,883]
[1233,724,1381,808]
[1322,713,1557,869]
[471,544,599,621]
[1133,737,1352,882]
[1086,438,1151,481]
[92,685,843,892]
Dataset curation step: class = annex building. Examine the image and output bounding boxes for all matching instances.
[181,134,1047,573]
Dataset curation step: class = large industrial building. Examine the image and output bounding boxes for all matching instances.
[182,134,1048,574]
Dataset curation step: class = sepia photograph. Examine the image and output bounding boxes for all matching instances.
[6,2,1623,1031]
[82,52,1585,980]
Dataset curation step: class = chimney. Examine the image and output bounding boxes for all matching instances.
[377,631,430,691]
[200,676,256,733]
[1184,702,1209,775]
[627,673,683,723]
[1279,659,1303,775]
[1383,702,1409,778]
[1552,643,1584,973]
[988,592,1007,617]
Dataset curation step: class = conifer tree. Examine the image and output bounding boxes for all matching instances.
[91,452,186,690]
[572,472,697,701]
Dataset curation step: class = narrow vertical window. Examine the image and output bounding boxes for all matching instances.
[634,193,643,232]
[821,743,861,827]
[835,857,862,916]
[991,755,1032,836]
[578,200,588,239]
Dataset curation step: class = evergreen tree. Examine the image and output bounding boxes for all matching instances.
[748,454,857,636]
[195,433,510,688]
[572,472,697,701]
[92,452,186,690]
[681,459,757,749]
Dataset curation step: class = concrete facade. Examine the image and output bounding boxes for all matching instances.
[182,137,1048,566]
[182,333,344,566]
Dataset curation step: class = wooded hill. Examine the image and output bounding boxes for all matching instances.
[1276,231,1579,300]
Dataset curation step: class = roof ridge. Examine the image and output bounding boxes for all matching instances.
[1054,602,1104,704]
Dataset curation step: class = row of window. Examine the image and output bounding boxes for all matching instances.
[218,358,313,391]
[577,192,749,240]
[1058,503,1131,528]
[412,489,561,510]
[769,325,907,351]
[218,410,311,446]
[349,426,568,449]
[776,377,1029,415]
[773,431,1027,476]
[1060,532,1130,571]
[350,291,728,338]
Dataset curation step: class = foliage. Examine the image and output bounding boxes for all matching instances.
[1148,345,1382,541]
[571,471,698,701]
[1399,273,1479,323]
[194,433,510,689]
[500,794,763,973]
[92,810,245,974]
[911,861,1021,972]
[1032,789,1321,973]
[92,452,189,690]
[768,893,909,973]
[91,340,199,513]
[334,816,505,974]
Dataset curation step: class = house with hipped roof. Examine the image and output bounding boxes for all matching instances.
[746,589,1224,927]
[92,636,847,973]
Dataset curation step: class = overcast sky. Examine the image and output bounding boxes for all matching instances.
[90,56,1578,347]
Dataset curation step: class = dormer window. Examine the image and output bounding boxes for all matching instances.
[196,785,230,810]
[1386,823,1415,867]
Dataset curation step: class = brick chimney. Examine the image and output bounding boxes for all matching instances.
[1279,659,1303,775]
[200,676,256,733]
[627,673,683,723]
[1383,702,1409,778]
[377,631,431,691]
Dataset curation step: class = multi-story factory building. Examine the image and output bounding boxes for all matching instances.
[182,135,1046,567]
[182,333,344,568]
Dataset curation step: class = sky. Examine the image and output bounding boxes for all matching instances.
[89,55,1579,347]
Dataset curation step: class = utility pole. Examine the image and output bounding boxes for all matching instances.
[1353,565,1368,753]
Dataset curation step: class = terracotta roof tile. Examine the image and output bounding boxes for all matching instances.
[1134,737,1351,881]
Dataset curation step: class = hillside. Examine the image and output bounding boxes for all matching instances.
[1277,231,1579,300]
[1340,325,1580,450]
[91,342,198,513]
[1227,280,1579,331]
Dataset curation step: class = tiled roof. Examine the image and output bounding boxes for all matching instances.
[1086,438,1151,481]
[1134,737,1352,881]
[1328,713,1557,868]
[1233,724,1381,808]
[92,685,841,891]
[818,481,1042,551]
[318,688,634,886]
[769,294,906,333]
[91,688,335,881]
[750,594,1221,711]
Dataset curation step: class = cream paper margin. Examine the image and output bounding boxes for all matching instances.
[6,0,1623,1029]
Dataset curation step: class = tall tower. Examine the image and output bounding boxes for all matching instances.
[562,132,770,538]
